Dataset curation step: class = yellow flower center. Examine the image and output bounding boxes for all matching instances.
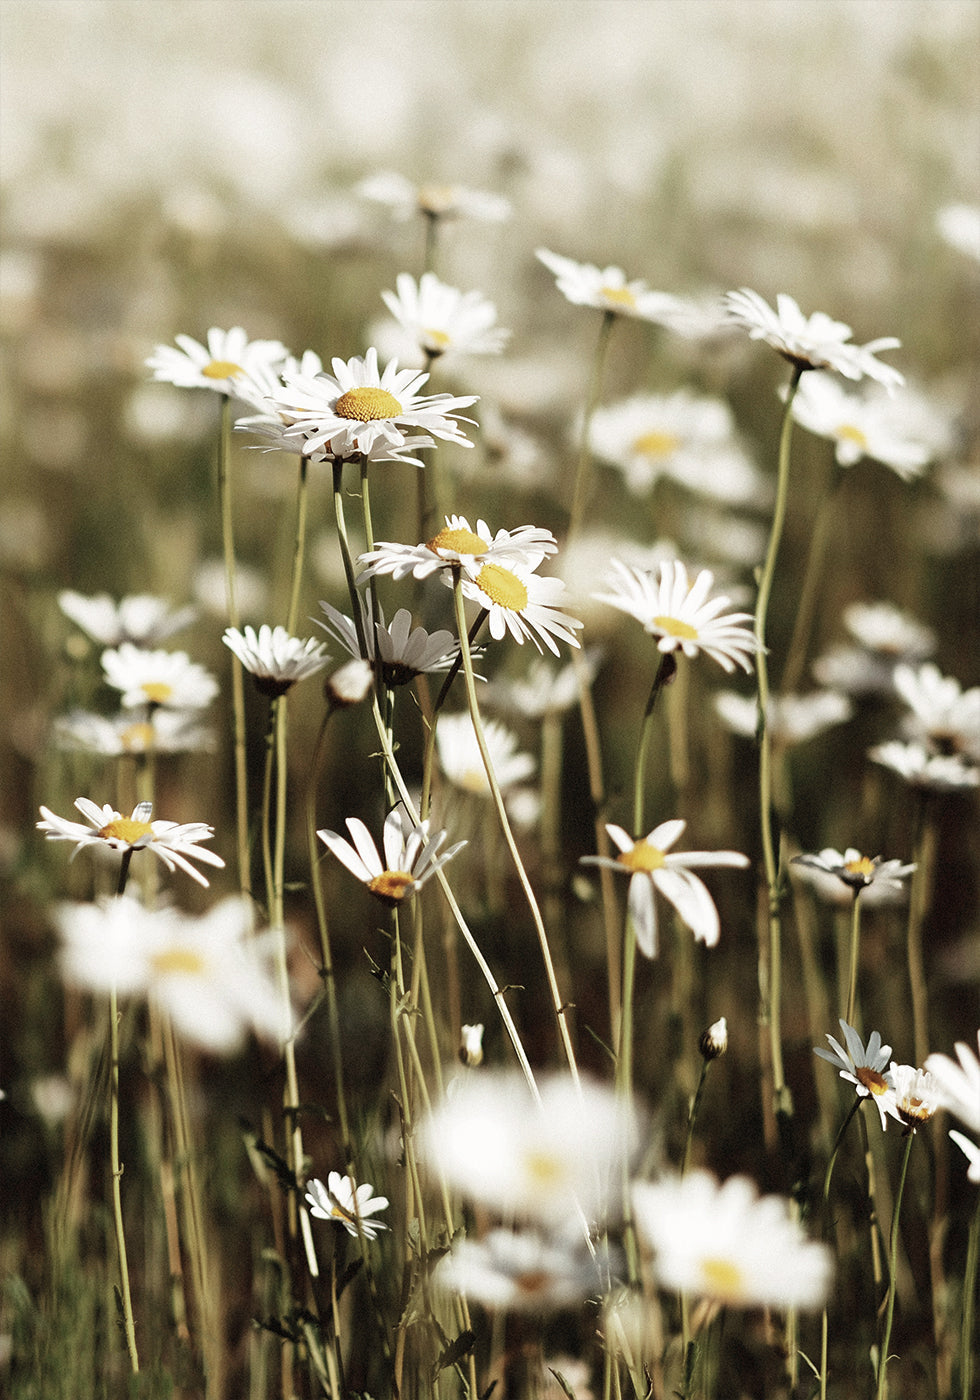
[844,855,877,880]
[633,430,681,460]
[701,1256,744,1300]
[121,722,156,753]
[202,359,245,379]
[601,285,637,308]
[855,1066,889,1096]
[368,870,416,904]
[836,423,868,449]
[474,563,528,612]
[422,328,451,352]
[333,387,403,421]
[525,1150,565,1187]
[152,947,208,977]
[427,526,490,555]
[652,615,699,641]
[617,839,666,872]
[141,681,174,704]
[418,184,456,215]
[98,818,154,844]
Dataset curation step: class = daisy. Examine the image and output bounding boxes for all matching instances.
[632,1171,832,1310]
[432,1229,599,1313]
[924,1033,980,1134]
[315,598,466,686]
[58,590,196,647]
[813,601,937,696]
[460,562,582,656]
[490,651,600,718]
[714,689,852,745]
[582,820,749,958]
[379,272,510,361]
[723,288,904,389]
[892,663,980,761]
[436,713,535,795]
[459,1022,485,1068]
[536,248,689,326]
[936,203,980,261]
[54,895,285,1052]
[869,740,980,791]
[222,624,330,697]
[325,658,374,708]
[38,798,225,888]
[146,327,288,394]
[357,514,557,584]
[358,171,511,223]
[791,847,915,894]
[54,708,216,756]
[305,1172,389,1240]
[699,1017,728,1061]
[264,349,478,463]
[101,642,219,711]
[888,1063,942,1132]
[789,373,949,479]
[814,1019,899,1129]
[318,806,465,906]
[594,559,758,673]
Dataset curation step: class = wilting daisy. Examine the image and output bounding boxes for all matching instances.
[436,713,535,795]
[38,798,225,888]
[869,740,980,792]
[54,708,215,756]
[714,689,852,745]
[536,248,689,326]
[723,288,903,389]
[102,643,219,711]
[594,559,757,673]
[925,1033,980,1180]
[814,1020,898,1129]
[582,820,749,958]
[316,598,466,686]
[58,590,196,647]
[146,327,288,394]
[357,514,557,584]
[791,848,915,894]
[305,1172,389,1240]
[379,272,509,361]
[892,663,980,761]
[632,1171,832,1310]
[318,805,465,907]
[358,171,511,223]
[222,624,330,697]
[54,895,284,1051]
[432,1229,599,1313]
[460,561,582,656]
[888,1063,942,1132]
[789,373,949,479]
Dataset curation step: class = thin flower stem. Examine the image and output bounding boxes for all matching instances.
[681,1060,712,1178]
[568,309,615,541]
[451,573,581,1085]
[877,1130,916,1400]
[845,889,863,1028]
[108,983,139,1374]
[907,794,936,1068]
[285,454,309,637]
[632,653,676,837]
[332,458,369,660]
[961,1185,980,1400]
[218,393,252,897]
[779,459,845,697]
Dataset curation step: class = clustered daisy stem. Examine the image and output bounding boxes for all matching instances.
[108,981,139,1374]
[218,393,252,898]
[877,1129,916,1400]
[906,794,936,1068]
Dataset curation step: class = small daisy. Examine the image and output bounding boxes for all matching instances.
[460,561,582,656]
[924,1032,980,1135]
[813,601,937,696]
[869,740,980,792]
[536,248,689,326]
[789,373,949,479]
[892,663,980,761]
[714,689,852,745]
[58,590,196,647]
[582,820,749,958]
[888,1063,942,1132]
[379,272,510,361]
[305,1172,389,1240]
[54,708,216,756]
[814,1019,899,1129]
[594,559,758,673]
[723,288,904,389]
[791,847,915,895]
[459,1022,485,1068]
[632,1171,832,1310]
[436,713,535,795]
[316,598,466,686]
[358,171,511,223]
[101,642,219,711]
[357,514,557,584]
[490,651,600,718]
[38,798,225,888]
[222,624,330,697]
[325,658,374,708]
[318,806,465,907]
[146,327,288,394]
[432,1229,599,1313]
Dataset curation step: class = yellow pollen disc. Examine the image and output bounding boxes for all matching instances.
[844,856,876,879]
[368,870,416,903]
[202,360,245,379]
[141,681,174,704]
[633,430,681,459]
[427,526,490,555]
[617,840,666,873]
[419,184,455,214]
[474,563,528,612]
[525,1151,565,1187]
[653,614,699,641]
[152,947,208,977]
[460,768,489,794]
[422,328,451,351]
[121,722,156,753]
[701,1257,744,1300]
[601,285,637,308]
[98,818,153,843]
[333,386,402,422]
[836,423,868,449]
[856,1066,888,1095]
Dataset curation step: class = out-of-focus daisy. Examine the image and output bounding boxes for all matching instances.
[490,651,600,718]
[357,514,557,584]
[582,820,749,958]
[58,591,196,647]
[459,1023,485,1067]
[460,562,582,656]
[316,598,466,686]
[789,373,950,479]
[358,171,511,223]
[791,847,915,895]
[714,689,852,745]
[436,713,535,795]
[305,1172,389,1240]
[38,798,224,888]
[432,1229,598,1313]
[102,643,219,711]
[146,327,288,395]
[318,806,465,907]
[54,708,216,756]
[632,1171,832,1310]
[54,895,284,1051]
[869,740,980,792]
[888,1063,942,1132]
[925,1032,980,1181]
[536,247,689,326]
[379,271,509,362]
[936,203,980,261]
[723,288,904,389]
[791,857,909,910]
[420,1071,636,1227]
[892,663,980,761]
[193,558,268,621]
[814,1019,899,1130]
[594,559,757,673]
[222,624,330,697]
[264,349,477,464]
[699,1017,729,1061]
[813,600,936,696]
[589,391,763,504]
[325,658,374,708]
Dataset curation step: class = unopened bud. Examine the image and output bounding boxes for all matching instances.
[699,1016,728,1061]
[459,1023,484,1068]
[326,658,373,707]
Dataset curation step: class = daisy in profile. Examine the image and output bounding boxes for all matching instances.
[358,172,511,224]
[436,713,535,796]
[305,1172,389,1240]
[378,272,510,362]
[316,597,468,686]
[892,662,980,761]
[925,1032,980,1180]
[101,643,219,711]
[58,591,196,647]
[582,820,748,958]
[723,288,903,389]
[318,805,465,906]
[791,848,915,895]
[789,372,950,479]
[536,248,689,326]
[146,327,288,395]
[357,514,557,584]
[432,1229,599,1313]
[814,1019,898,1129]
[632,1171,832,1310]
[888,1063,943,1133]
[813,600,936,696]
[714,689,852,745]
[869,741,980,792]
[594,559,758,673]
[222,624,330,697]
[38,798,225,888]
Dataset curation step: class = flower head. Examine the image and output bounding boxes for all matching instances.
[54,708,215,757]
[318,806,465,906]
[306,1172,389,1239]
[814,1019,898,1129]
[699,1017,728,1061]
[38,798,225,888]
[724,289,903,389]
[101,643,219,711]
[222,624,330,697]
[582,820,749,958]
[869,741,980,792]
[813,601,936,695]
[459,1023,485,1068]
[357,514,557,584]
[316,597,466,686]
[146,327,288,394]
[379,272,509,361]
[889,1063,942,1132]
[432,1229,599,1313]
[791,847,915,894]
[594,559,757,672]
[924,1033,980,1134]
[460,562,582,656]
[790,373,949,478]
[358,172,511,223]
[714,689,852,745]
[892,663,980,761]
[436,713,535,795]
[536,248,690,326]
[59,590,196,647]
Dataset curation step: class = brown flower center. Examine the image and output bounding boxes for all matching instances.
[855,1066,889,1096]
[368,870,416,905]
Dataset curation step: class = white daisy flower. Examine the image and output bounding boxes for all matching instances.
[318,806,465,906]
[536,247,690,325]
[459,1022,485,1068]
[325,658,374,707]
[714,689,852,745]
[54,708,215,756]
[145,327,288,394]
[54,895,285,1051]
[814,1019,899,1130]
[594,559,758,673]
[101,643,219,711]
[58,590,196,647]
[356,514,557,584]
[379,271,510,361]
[305,1171,389,1240]
[724,288,904,389]
[489,651,600,718]
[791,847,915,894]
[222,624,330,696]
[632,1171,832,1310]
[460,561,582,656]
[936,203,980,261]
[315,598,466,685]
[888,1063,942,1132]
[38,798,225,888]
[869,740,980,791]
[925,1032,980,1136]
[432,1229,599,1313]
[436,713,535,795]
[358,171,511,223]
[812,601,936,696]
[892,663,980,761]
[790,373,950,478]
[582,820,749,958]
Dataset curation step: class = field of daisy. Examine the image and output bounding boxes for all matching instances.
[1,3,978,1398]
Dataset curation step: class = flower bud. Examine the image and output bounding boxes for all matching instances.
[699,1016,728,1061]
[459,1023,485,1068]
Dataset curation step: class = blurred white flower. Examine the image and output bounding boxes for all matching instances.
[869,741,980,791]
[936,203,980,261]
[146,327,288,395]
[54,708,215,756]
[537,247,689,326]
[318,806,465,906]
[306,1172,389,1239]
[791,848,915,894]
[101,643,218,711]
[222,624,330,696]
[724,289,903,389]
[59,590,196,647]
[489,651,600,718]
[814,1020,898,1130]
[924,1032,980,1134]
[379,272,509,361]
[888,1063,942,1132]
[325,658,374,707]
[38,798,224,888]
[892,663,980,761]
[358,172,511,223]
[714,689,852,745]
[790,373,950,478]
[813,601,935,696]
[436,713,535,795]
[459,1022,485,1067]
[432,1228,599,1313]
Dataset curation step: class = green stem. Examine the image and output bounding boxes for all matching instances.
[845,889,863,1028]
[907,793,936,1069]
[778,459,845,697]
[877,1130,916,1400]
[632,653,676,837]
[568,310,616,541]
[285,454,309,637]
[109,984,139,1374]
[332,458,370,660]
[961,1185,980,1400]
[218,393,252,897]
